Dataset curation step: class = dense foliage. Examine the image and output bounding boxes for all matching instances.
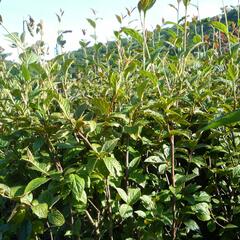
[1,0,240,239]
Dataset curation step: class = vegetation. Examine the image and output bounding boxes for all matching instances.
[0,0,240,239]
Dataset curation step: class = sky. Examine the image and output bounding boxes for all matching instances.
[0,0,239,59]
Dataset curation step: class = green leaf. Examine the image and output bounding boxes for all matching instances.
[87,18,96,28]
[48,209,65,226]
[193,34,202,44]
[122,27,143,45]
[184,219,199,231]
[211,21,228,35]
[183,0,191,7]
[24,177,49,194]
[56,94,71,118]
[101,138,119,153]
[31,203,48,219]
[207,220,216,232]
[22,149,50,175]
[103,157,122,177]
[68,174,85,197]
[116,188,128,203]
[92,98,111,115]
[30,63,47,79]
[119,204,133,219]
[191,203,211,221]
[194,191,211,203]
[135,210,146,218]
[0,183,10,197]
[127,188,141,205]
[21,64,31,81]
[145,156,163,164]
[138,0,156,14]
[202,109,240,130]
[232,165,240,178]
[224,224,239,229]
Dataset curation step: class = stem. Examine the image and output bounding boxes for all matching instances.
[238,0,240,45]
[125,137,130,191]
[47,222,54,240]
[168,125,176,240]
[46,136,63,172]
[85,210,100,238]
[184,4,188,52]
[105,177,113,240]
[222,0,231,53]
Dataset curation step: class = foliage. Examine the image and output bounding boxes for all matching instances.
[0,1,240,239]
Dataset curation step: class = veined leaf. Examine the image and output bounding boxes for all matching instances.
[86,18,96,28]
[0,183,10,197]
[116,188,128,203]
[211,21,228,35]
[202,109,240,130]
[31,203,48,219]
[138,0,156,14]
[25,177,49,194]
[122,27,143,45]
[22,149,50,176]
[103,157,122,177]
[48,209,65,226]
[21,64,31,81]
[119,204,133,219]
[191,203,211,221]
[127,188,141,205]
[101,138,119,153]
[67,174,86,203]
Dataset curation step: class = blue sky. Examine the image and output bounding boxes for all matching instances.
[0,0,239,59]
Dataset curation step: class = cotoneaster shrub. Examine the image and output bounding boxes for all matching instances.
[0,0,240,239]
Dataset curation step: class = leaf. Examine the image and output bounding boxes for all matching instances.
[138,0,156,14]
[116,188,128,203]
[48,209,65,226]
[92,98,111,115]
[135,210,146,218]
[21,64,31,81]
[0,183,10,197]
[176,173,198,186]
[119,204,133,219]
[224,224,239,229]
[191,203,211,221]
[67,174,86,203]
[115,14,122,24]
[103,157,122,177]
[56,94,71,118]
[137,80,148,100]
[122,27,143,45]
[194,191,211,203]
[87,18,96,28]
[63,58,74,76]
[207,220,216,232]
[184,219,199,231]
[183,0,191,7]
[145,156,163,164]
[24,177,49,194]
[127,188,141,205]
[202,109,240,130]
[22,149,50,175]
[31,203,48,219]
[211,21,228,35]
[101,138,119,153]
[30,63,47,79]
[232,165,240,178]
